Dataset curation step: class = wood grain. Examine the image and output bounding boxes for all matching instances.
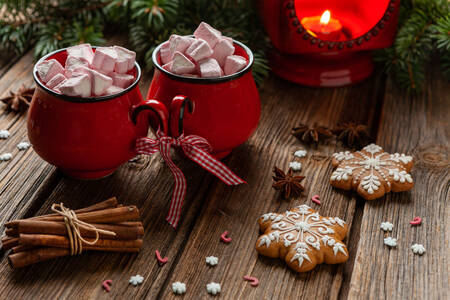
[346,67,449,300]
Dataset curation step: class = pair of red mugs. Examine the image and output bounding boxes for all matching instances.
[28,41,260,179]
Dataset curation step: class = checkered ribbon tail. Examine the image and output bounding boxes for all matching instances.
[136,130,245,228]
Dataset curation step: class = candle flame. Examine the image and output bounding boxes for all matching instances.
[320,10,331,26]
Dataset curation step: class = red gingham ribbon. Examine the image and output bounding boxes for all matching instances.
[136,130,245,228]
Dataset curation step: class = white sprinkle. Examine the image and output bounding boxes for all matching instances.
[206,256,219,266]
[289,161,302,171]
[17,141,31,150]
[129,274,144,286]
[0,130,10,139]
[172,281,186,294]
[380,221,393,232]
[411,243,426,255]
[206,282,221,295]
[294,149,307,158]
[384,237,397,247]
[0,153,12,161]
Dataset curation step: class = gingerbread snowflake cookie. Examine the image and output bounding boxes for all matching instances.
[330,144,414,200]
[255,205,349,272]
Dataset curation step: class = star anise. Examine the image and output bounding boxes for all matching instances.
[292,123,333,144]
[332,121,371,148]
[272,166,305,199]
[1,85,35,113]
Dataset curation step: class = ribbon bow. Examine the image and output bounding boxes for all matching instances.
[136,130,245,228]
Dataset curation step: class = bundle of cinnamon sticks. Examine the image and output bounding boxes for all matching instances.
[1,198,144,268]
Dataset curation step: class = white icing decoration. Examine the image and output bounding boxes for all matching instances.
[17,141,31,150]
[363,143,383,154]
[380,222,393,231]
[384,237,397,247]
[172,282,186,294]
[205,256,219,266]
[206,282,221,295]
[261,213,283,223]
[0,130,10,139]
[129,275,144,286]
[259,204,347,268]
[331,144,413,194]
[294,149,307,158]
[0,153,12,161]
[411,243,426,255]
[289,161,302,171]
[333,151,354,162]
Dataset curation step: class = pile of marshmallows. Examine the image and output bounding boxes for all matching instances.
[160,22,248,78]
[36,44,136,97]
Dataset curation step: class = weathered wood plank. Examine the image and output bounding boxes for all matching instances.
[346,68,449,299]
[157,74,385,299]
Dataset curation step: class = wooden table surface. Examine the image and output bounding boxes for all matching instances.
[0,44,448,300]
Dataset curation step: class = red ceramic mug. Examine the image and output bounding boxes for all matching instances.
[28,48,168,180]
[148,39,261,159]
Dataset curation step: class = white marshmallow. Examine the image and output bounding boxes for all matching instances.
[185,39,213,62]
[46,73,67,89]
[37,59,65,83]
[66,44,94,65]
[171,51,196,74]
[113,45,136,73]
[198,58,222,78]
[162,61,173,72]
[92,47,118,73]
[169,34,195,55]
[75,67,113,96]
[212,39,235,67]
[194,22,222,48]
[181,73,199,78]
[160,43,172,65]
[65,56,89,77]
[110,72,135,88]
[104,85,124,95]
[58,74,91,97]
[224,55,247,75]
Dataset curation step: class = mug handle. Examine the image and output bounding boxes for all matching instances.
[170,95,194,138]
[131,99,169,135]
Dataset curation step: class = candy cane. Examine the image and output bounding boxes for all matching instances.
[243,275,259,287]
[410,217,422,226]
[155,250,168,264]
[220,231,232,243]
[311,195,321,205]
[102,280,112,292]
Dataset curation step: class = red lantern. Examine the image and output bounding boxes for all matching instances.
[258,0,400,87]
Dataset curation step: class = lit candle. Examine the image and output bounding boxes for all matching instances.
[301,10,342,40]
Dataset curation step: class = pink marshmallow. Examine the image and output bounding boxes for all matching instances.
[113,46,136,74]
[185,39,213,62]
[162,61,173,72]
[194,22,222,48]
[171,51,196,74]
[160,43,172,65]
[65,56,89,77]
[66,44,94,65]
[104,85,124,95]
[92,47,118,73]
[224,55,247,75]
[212,39,235,67]
[46,73,67,89]
[110,72,135,88]
[181,73,199,78]
[37,59,65,83]
[198,58,222,78]
[169,34,195,55]
[76,67,113,96]
[58,74,91,97]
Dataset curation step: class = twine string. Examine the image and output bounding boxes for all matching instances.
[51,203,116,255]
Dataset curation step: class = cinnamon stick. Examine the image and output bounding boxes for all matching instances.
[9,246,140,268]
[5,197,119,228]
[19,233,143,250]
[6,205,139,228]
[1,237,19,250]
[10,220,144,240]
